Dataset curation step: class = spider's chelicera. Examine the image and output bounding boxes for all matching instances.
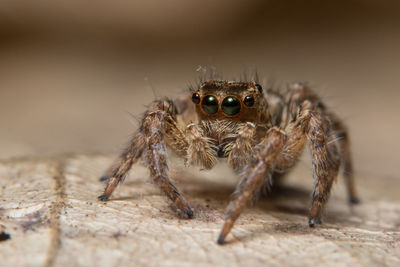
[98,79,358,244]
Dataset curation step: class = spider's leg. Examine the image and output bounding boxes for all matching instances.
[218,127,286,244]
[143,102,193,218]
[287,82,358,204]
[305,106,341,226]
[329,115,359,204]
[99,100,193,219]
[98,133,145,200]
[99,146,138,183]
[280,99,341,226]
[283,83,344,226]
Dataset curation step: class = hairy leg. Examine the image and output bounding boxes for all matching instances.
[143,103,193,218]
[98,133,145,200]
[329,114,359,204]
[307,109,341,226]
[282,84,344,225]
[99,132,147,185]
[275,98,341,226]
[218,127,286,244]
[288,83,358,204]
[98,100,193,218]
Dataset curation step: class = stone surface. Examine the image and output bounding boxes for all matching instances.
[0,155,399,267]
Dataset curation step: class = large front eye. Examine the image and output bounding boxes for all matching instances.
[222,96,241,115]
[202,95,219,114]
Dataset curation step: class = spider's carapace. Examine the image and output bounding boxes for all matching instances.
[192,81,268,123]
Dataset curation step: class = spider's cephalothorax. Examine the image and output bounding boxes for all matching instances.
[98,79,358,244]
[192,80,269,124]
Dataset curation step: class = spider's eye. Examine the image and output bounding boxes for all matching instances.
[222,96,241,116]
[255,83,263,93]
[244,95,255,107]
[192,93,200,104]
[202,95,219,114]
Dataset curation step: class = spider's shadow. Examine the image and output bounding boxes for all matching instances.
[188,179,360,245]
[182,176,359,231]
[107,171,358,241]
[109,173,312,217]
[183,176,312,216]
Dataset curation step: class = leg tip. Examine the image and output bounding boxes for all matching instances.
[98,194,109,202]
[217,235,225,245]
[308,217,322,227]
[176,207,195,219]
[99,176,109,183]
[186,208,194,219]
[349,196,360,205]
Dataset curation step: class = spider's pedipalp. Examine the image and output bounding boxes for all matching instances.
[226,121,257,170]
[185,123,218,169]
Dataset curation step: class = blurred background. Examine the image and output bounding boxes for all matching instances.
[0,0,399,178]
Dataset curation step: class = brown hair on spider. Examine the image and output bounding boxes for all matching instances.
[98,78,359,245]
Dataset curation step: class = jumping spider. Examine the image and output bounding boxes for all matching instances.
[98,80,358,244]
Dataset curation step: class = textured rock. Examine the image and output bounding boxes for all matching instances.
[0,155,399,267]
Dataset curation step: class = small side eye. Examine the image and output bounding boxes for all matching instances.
[192,93,200,104]
[244,95,255,107]
[255,84,263,93]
